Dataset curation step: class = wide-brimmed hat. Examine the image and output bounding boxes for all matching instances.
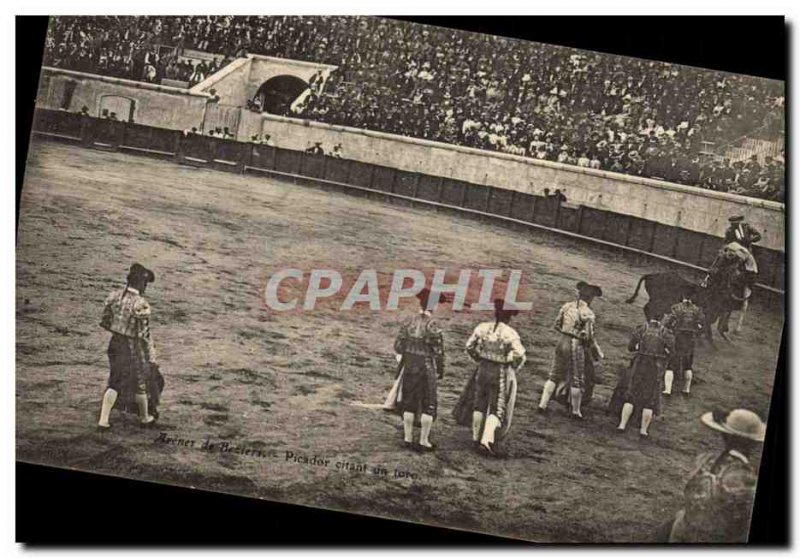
[728,215,745,223]
[701,409,766,442]
[128,262,155,284]
[576,281,602,299]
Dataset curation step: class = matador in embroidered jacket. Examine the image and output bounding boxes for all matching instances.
[97,263,162,429]
[662,287,705,397]
[392,288,447,452]
[454,298,526,457]
[538,281,604,419]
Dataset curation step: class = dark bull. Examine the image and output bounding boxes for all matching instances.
[624,272,733,343]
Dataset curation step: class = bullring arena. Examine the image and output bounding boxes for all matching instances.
[16,139,783,543]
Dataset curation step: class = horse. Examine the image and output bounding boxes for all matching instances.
[704,243,755,340]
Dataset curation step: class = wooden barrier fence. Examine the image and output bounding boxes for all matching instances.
[30,108,785,293]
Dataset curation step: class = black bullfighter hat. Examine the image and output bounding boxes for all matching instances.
[128,262,155,284]
[576,281,602,299]
[493,298,520,319]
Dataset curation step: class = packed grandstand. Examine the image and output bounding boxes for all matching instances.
[43,16,785,202]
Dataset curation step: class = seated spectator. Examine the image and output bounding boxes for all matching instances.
[188,63,205,85]
[143,63,158,83]
[164,60,180,80]
[305,141,325,155]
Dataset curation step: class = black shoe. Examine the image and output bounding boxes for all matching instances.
[403,441,414,451]
[570,413,585,422]
[479,442,496,456]
[662,392,672,398]
[418,443,436,453]
[615,427,626,434]
[96,424,112,432]
[639,432,650,440]
[681,392,691,399]
[536,406,548,415]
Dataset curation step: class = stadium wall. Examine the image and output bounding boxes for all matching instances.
[259,114,785,254]
[37,67,211,131]
[29,108,786,292]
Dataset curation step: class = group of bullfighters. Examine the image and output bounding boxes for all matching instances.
[386,275,701,456]
[387,214,762,452]
[378,213,766,543]
[93,214,766,543]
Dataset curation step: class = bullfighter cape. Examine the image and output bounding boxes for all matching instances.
[452,366,518,441]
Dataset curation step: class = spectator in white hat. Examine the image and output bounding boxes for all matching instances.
[665,408,765,543]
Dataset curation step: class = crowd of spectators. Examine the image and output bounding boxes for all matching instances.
[43,16,232,85]
[43,16,785,201]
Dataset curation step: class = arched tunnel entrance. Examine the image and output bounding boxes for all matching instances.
[253,75,309,115]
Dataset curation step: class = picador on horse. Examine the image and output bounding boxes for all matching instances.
[703,215,760,339]
[625,215,760,343]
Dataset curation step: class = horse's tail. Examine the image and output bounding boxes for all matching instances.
[625,274,648,304]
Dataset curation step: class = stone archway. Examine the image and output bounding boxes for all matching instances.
[253,75,309,115]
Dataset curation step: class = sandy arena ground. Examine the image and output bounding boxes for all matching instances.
[16,141,784,542]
